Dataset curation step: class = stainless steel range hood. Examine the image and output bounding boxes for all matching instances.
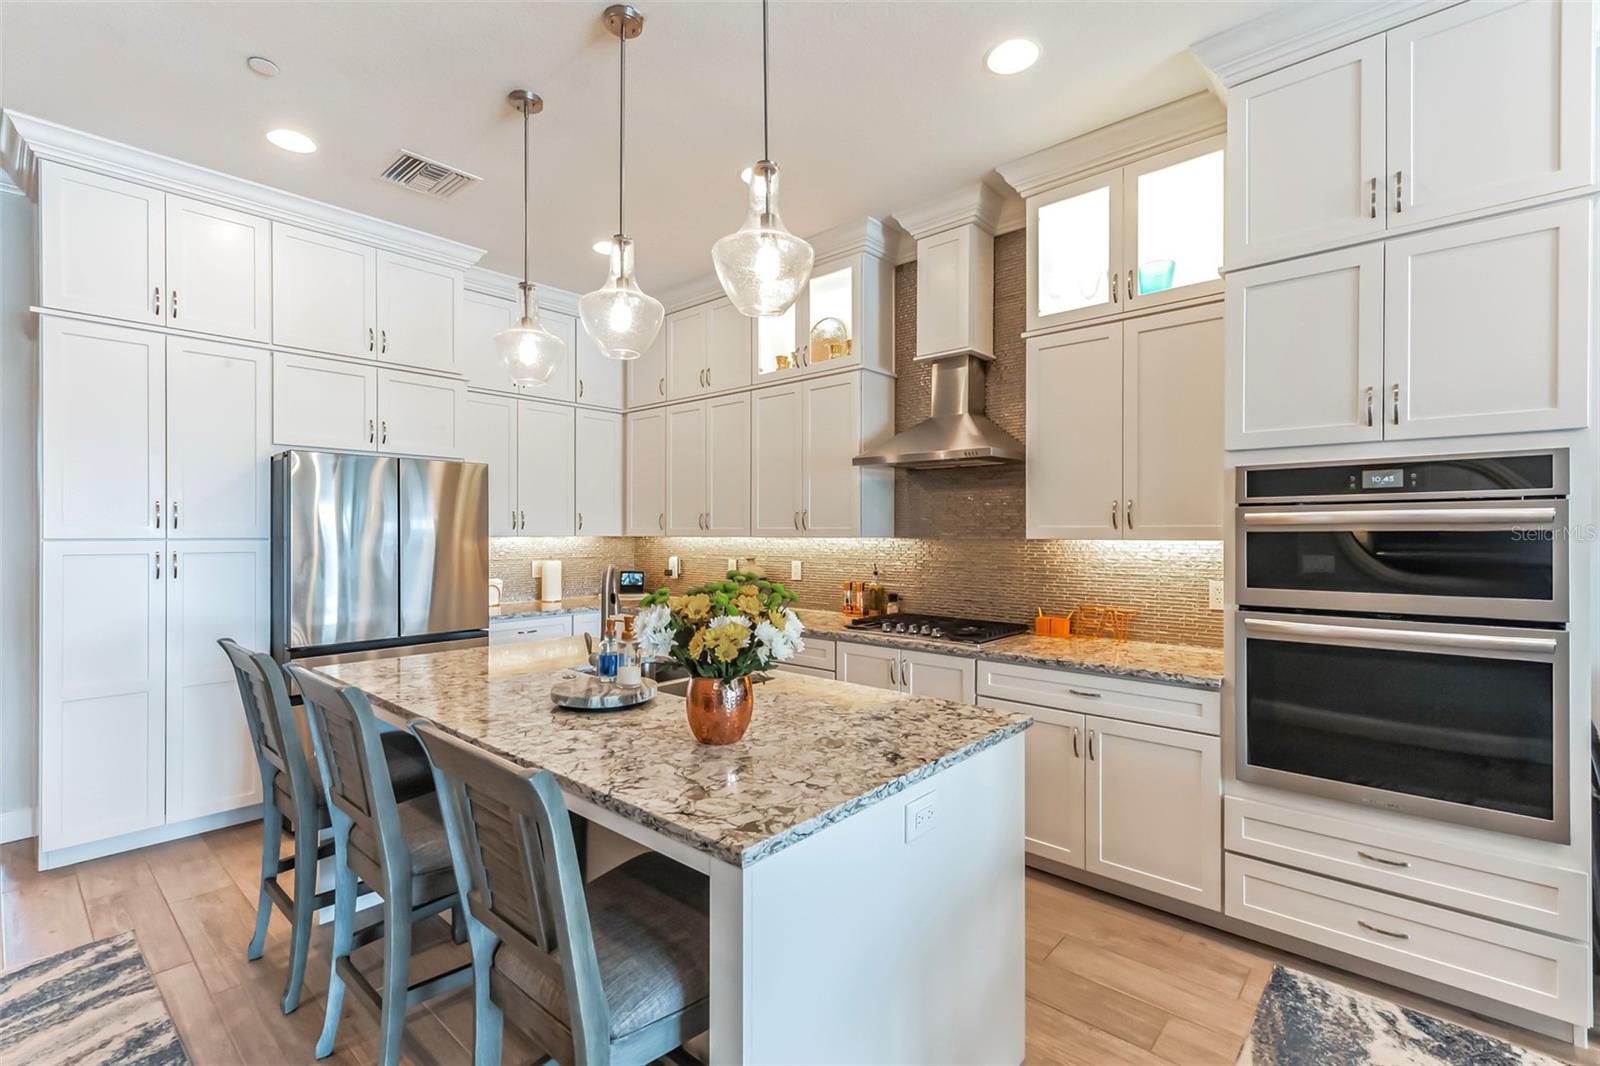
[853,352,1024,469]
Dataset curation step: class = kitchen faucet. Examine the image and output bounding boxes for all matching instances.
[602,563,620,622]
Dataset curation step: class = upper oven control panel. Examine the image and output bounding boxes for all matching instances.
[1240,451,1565,503]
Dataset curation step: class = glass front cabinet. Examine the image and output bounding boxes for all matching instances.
[754,241,894,383]
[1026,136,1224,332]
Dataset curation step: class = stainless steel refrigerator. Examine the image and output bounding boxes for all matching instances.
[271,450,489,662]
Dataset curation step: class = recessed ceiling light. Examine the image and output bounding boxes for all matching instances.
[739,166,752,184]
[246,55,280,77]
[592,239,616,255]
[984,38,1040,75]
[266,128,317,154]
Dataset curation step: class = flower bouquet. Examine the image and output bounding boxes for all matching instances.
[634,571,805,743]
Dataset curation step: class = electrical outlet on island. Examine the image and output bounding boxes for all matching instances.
[904,791,936,842]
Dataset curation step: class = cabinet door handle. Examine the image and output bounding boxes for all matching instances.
[1110,271,1118,304]
[793,510,799,530]
[888,659,897,687]
[1391,383,1400,425]
[658,512,664,531]
[154,499,161,529]
[1358,919,1409,941]
[1125,499,1134,530]
[1393,170,1403,214]
[369,328,375,352]
[658,377,665,396]
[1067,688,1102,699]
[1126,269,1134,301]
[1365,386,1374,427]
[1368,177,1377,220]
[577,511,583,530]
[153,287,161,316]
[1087,729,1096,760]
[171,500,179,530]
[1110,499,1119,530]
[368,419,376,444]
[578,379,585,399]
[706,367,712,387]
[512,509,518,530]
[154,551,161,580]
[171,289,179,319]
[1357,850,1411,869]
[171,550,178,579]
[520,510,526,530]
[901,661,912,690]
[381,420,388,445]
[801,509,809,530]
[1071,727,1081,758]
[381,329,388,354]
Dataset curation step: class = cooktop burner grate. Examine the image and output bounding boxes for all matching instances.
[846,613,1028,646]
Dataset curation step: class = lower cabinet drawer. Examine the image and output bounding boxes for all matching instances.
[787,637,836,672]
[489,616,575,644]
[976,659,1219,735]
[1226,796,1587,939]
[777,663,834,680]
[1226,854,1589,1023]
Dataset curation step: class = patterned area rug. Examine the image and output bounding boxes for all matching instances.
[1238,966,1561,1066]
[0,932,188,1065]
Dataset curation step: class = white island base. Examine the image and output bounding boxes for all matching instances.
[570,735,1026,1065]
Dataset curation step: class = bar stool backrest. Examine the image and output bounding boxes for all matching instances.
[218,639,319,821]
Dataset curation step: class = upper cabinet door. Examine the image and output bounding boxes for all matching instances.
[272,224,377,358]
[576,319,625,409]
[1122,306,1224,540]
[375,252,462,372]
[1384,200,1592,440]
[751,384,804,536]
[166,338,270,539]
[1387,0,1594,228]
[41,318,165,539]
[1025,325,1124,539]
[575,409,624,536]
[666,305,710,400]
[525,307,577,404]
[1226,37,1387,267]
[1124,137,1225,310]
[1028,170,1121,332]
[664,401,708,535]
[377,369,467,458]
[459,289,519,392]
[705,299,754,393]
[755,301,800,381]
[800,373,862,537]
[272,352,379,452]
[625,409,667,536]
[627,325,667,407]
[164,195,271,341]
[705,393,751,536]
[463,392,519,536]
[1224,244,1385,450]
[40,163,165,325]
[517,400,576,536]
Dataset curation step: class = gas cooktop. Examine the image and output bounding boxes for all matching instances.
[847,613,1028,646]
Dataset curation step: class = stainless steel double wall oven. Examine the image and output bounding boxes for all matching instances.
[1234,451,1570,842]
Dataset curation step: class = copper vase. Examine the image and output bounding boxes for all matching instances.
[685,675,754,745]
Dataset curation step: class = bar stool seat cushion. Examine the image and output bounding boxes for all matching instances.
[346,793,457,907]
[492,852,709,1040]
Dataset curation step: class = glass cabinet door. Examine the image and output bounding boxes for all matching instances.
[1124,138,1224,309]
[755,302,798,379]
[755,258,860,380]
[1029,172,1120,331]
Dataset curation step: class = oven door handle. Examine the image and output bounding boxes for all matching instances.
[1242,617,1559,657]
[1241,507,1558,529]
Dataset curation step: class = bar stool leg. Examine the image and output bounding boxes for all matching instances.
[316,824,357,1060]
[282,824,319,1014]
[376,890,413,1066]
[248,805,282,962]
[467,919,503,1066]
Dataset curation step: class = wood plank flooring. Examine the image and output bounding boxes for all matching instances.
[0,827,1593,1065]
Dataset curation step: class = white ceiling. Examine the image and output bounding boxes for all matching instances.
[1,1,1281,294]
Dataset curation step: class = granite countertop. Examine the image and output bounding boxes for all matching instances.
[315,641,1030,868]
[490,596,602,620]
[796,609,1223,690]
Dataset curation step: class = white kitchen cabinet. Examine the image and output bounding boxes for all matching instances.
[166,338,270,539]
[375,251,462,373]
[666,304,709,400]
[1085,714,1220,909]
[271,223,378,359]
[705,298,754,393]
[272,352,378,452]
[489,614,574,645]
[837,641,975,703]
[753,249,895,382]
[1386,0,1593,229]
[528,307,579,404]
[459,288,519,391]
[625,408,667,535]
[576,320,625,409]
[1025,324,1122,539]
[627,326,668,407]
[1383,200,1591,439]
[837,641,901,692]
[164,195,272,341]
[801,373,863,537]
[517,400,576,536]
[916,226,994,360]
[980,696,1085,869]
[41,319,166,541]
[1226,37,1387,266]
[751,383,804,535]
[40,541,167,853]
[1121,306,1224,538]
[40,163,165,326]
[377,368,466,458]
[164,539,268,822]
[575,408,624,536]
[1225,244,1385,449]
[1028,171,1121,332]
[705,393,751,536]
[664,401,709,535]
[463,391,519,536]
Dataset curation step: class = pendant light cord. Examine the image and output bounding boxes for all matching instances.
[618,26,626,236]
[761,0,770,162]
[521,102,530,305]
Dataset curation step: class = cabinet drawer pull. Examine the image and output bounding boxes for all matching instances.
[1368,177,1377,220]
[1358,919,1409,941]
[1357,850,1411,869]
[154,499,161,529]
[1071,726,1081,758]
[1067,688,1102,699]
[1087,729,1096,760]
[153,287,161,316]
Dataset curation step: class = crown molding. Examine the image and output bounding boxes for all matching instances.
[996,92,1225,201]
[1,110,487,269]
[893,182,1005,241]
[656,215,897,311]
[1189,1,1456,89]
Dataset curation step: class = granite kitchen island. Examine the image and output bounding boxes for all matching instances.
[316,638,1031,1065]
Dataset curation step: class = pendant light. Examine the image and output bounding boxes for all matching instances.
[495,89,566,387]
[711,0,813,317]
[579,5,664,360]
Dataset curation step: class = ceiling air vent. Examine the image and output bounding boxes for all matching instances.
[379,151,482,198]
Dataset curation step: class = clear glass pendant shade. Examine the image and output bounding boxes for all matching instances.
[579,236,664,360]
[495,283,566,387]
[712,160,813,317]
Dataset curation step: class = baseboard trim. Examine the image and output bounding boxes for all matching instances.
[37,806,260,869]
[0,807,36,844]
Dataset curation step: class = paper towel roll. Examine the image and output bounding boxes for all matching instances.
[540,560,563,603]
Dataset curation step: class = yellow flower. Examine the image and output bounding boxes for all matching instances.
[688,626,707,658]
[703,623,749,663]
[734,592,764,618]
[670,593,711,624]
[740,583,760,597]
[768,607,786,627]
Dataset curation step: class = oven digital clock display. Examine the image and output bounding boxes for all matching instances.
[1361,467,1405,489]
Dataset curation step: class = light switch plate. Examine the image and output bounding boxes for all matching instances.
[905,791,936,842]
[727,557,738,573]
[1208,579,1224,610]
[790,560,803,581]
